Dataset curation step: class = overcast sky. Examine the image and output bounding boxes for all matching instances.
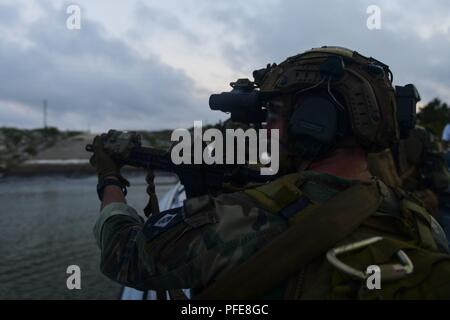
[0,0,449,132]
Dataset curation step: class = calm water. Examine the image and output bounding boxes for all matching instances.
[0,173,176,300]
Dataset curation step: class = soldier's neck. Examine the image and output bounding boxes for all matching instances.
[306,147,372,181]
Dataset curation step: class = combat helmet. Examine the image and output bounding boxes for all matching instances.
[255,46,400,158]
[209,46,420,161]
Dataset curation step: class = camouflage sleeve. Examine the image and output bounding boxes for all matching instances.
[93,202,152,290]
[93,194,287,292]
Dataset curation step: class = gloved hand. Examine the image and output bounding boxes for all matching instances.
[89,132,130,187]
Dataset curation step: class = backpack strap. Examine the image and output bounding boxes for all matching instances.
[195,180,383,299]
[401,198,438,251]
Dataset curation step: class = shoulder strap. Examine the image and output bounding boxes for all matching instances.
[401,198,438,251]
[367,149,403,188]
[195,180,382,299]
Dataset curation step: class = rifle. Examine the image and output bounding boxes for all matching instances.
[86,131,275,198]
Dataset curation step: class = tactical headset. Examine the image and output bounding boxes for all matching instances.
[209,46,421,160]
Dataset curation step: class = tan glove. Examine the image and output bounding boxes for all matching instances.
[89,132,130,187]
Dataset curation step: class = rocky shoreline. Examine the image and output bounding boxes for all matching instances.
[0,127,175,177]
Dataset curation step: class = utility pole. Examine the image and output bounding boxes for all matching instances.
[43,99,48,129]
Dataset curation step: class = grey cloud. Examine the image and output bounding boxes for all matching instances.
[132,1,201,44]
[1,0,450,131]
[0,2,20,26]
[0,1,210,131]
[197,0,450,102]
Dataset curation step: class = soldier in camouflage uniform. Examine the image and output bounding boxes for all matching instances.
[394,125,450,217]
[368,125,450,218]
[91,46,450,299]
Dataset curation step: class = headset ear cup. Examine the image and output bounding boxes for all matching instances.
[288,96,339,160]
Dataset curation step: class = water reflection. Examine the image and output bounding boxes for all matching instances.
[0,173,176,299]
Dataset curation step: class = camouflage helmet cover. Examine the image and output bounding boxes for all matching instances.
[258,46,399,152]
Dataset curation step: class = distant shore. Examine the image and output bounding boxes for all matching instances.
[0,127,175,179]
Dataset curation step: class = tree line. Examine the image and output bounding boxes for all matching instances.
[417,98,450,138]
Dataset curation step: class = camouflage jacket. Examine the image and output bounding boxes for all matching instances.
[397,126,450,193]
[94,171,450,299]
